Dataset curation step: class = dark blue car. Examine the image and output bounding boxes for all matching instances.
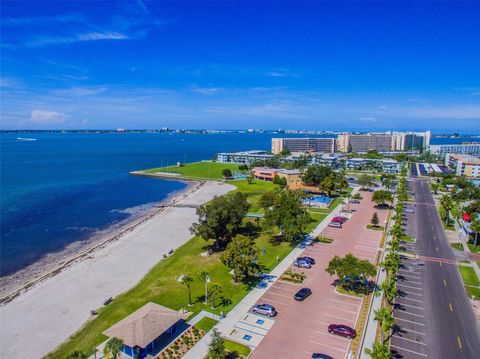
[294,287,312,301]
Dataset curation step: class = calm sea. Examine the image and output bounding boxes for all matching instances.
[0,132,474,276]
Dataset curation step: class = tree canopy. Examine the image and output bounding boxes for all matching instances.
[302,164,334,186]
[190,192,250,249]
[264,189,310,242]
[208,329,226,359]
[326,253,376,290]
[221,235,260,282]
[372,190,393,207]
[357,174,375,189]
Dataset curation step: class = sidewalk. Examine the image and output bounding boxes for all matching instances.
[182,195,349,359]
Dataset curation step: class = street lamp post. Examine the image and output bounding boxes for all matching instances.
[204,275,210,304]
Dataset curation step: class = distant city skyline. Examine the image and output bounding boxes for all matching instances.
[1,1,479,131]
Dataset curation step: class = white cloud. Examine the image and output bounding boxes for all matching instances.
[190,86,222,95]
[360,116,377,122]
[28,110,68,124]
[55,86,107,96]
[77,32,129,41]
[0,77,22,88]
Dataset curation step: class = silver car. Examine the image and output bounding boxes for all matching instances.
[328,222,342,228]
[252,304,277,317]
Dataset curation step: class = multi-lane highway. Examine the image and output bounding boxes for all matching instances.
[391,166,480,358]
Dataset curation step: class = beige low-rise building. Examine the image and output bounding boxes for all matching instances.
[445,154,480,178]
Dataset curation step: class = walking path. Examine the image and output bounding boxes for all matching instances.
[182,194,350,359]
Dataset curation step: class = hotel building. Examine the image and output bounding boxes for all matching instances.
[271,138,336,154]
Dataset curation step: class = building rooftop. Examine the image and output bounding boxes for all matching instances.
[449,154,480,164]
[103,302,184,348]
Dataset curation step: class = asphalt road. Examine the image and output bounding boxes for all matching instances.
[392,165,480,358]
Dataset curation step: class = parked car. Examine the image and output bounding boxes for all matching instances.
[312,354,334,359]
[293,259,312,269]
[404,208,415,213]
[336,215,349,221]
[349,199,360,204]
[328,222,342,228]
[332,217,347,223]
[328,324,357,339]
[298,256,315,265]
[252,304,277,317]
[294,287,312,301]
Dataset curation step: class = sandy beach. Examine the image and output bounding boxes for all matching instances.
[0,180,235,359]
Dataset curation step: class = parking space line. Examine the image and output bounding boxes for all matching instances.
[390,344,428,357]
[270,285,296,293]
[309,339,346,353]
[313,330,351,342]
[261,297,287,306]
[397,283,423,290]
[398,278,423,285]
[399,289,423,296]
[396,311,425,318]
[395,302,424,310]
[393,334,426,346]
[266,291,292,299]
[327,305,357,314]
[396,327,426,336]
[328,298,360,308]
[398,296,423,304]
[394,317,425,326]
[324,313,355,323]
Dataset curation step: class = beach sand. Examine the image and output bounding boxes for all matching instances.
[0,180,235,359]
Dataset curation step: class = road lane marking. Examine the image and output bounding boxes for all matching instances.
[390,344,428,357]
[449,302,453,312]
[457,336,462,350]
[444,279,447,286]
[392,334,426,346]
[394,317,425,326]
[440,262,442,267]
[436,247,439,252]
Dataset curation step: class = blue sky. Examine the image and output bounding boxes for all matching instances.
[1,1,479,132]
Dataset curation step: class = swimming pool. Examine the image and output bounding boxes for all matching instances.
[303,196,331,206]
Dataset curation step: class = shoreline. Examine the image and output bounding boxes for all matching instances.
[0,179,201,304]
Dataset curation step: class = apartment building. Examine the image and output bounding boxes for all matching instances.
[271,137,336,154]
[429,143,480,157]
[337,133,392,152]
[217,150,273,164]
[338,131,431,153]
[445,154,480,178]
[343,158,402,173]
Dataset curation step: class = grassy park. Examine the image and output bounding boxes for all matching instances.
[47,163,347,358]
[145,161,241,180]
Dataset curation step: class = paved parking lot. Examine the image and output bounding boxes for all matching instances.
[249,192,386,359]
[391,257,428,358]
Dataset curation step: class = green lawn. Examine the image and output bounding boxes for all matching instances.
[227,179,278,213]
[468,243,480,254]
[458,265,480,287]
[145,161,241,180]
[367,225,384,231]
[194,317,218,332]
[223,338,251,357]
[466,286,480,300]
[451,243,464,251]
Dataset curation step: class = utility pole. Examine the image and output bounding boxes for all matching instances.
[204,274,210,304]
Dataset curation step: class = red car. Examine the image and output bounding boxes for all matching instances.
[331,217,346,223]
[328,324,357,339]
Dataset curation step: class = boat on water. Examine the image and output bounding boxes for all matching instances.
[17,137,37,141]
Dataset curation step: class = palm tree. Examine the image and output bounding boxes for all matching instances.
[365,340,391,359]
[381,278,397,305]
[471,219,480,249]
[103,337,124,359]
[181,274,194,306]
[210,284,223,308]
[374,308,392,343]
[440,194,454,225]
[66,351,88,359]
